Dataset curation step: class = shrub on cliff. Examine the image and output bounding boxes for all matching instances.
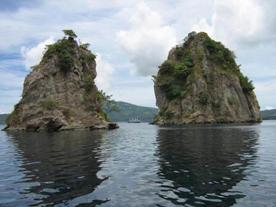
[199,92,209,105]
[45,38,75,73]
[158,50,193,100]
[84,75,94,93]
[174,62,192,79]
[239,75,255,93]
[44,30,95,74]
[63,29,77,39]
[204,37,236,69]
[95,90,119,121]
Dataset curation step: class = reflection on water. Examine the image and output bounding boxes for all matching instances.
[0,122,276,206]
[1,130,109,206]
[156,126,259,206]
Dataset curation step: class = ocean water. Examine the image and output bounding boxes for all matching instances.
[0,121,276,207]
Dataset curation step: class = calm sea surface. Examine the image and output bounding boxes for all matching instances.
[0,121,276,207]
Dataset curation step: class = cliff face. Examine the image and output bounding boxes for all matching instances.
[5,34,116,131]
[154,32,261,125]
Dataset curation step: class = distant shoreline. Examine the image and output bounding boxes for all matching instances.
[1,108,276,125]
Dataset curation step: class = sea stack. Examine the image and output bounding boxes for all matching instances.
[5,30,118,131]
[154,32,261,125]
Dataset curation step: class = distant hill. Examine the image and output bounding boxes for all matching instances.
[1,107,275,125]
[0,114,8,125]
[261,109,276,120]
[104,101,158,122]
[0,102,158,125]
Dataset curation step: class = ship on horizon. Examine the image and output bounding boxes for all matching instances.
[128,117,141,123]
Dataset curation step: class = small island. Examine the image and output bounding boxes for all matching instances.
[4,30,118,132]
[153,32,261,125]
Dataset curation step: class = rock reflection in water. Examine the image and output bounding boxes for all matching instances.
[6,130,108,206]
[156,125,259,206]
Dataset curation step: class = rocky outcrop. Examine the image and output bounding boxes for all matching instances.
[5,31,118,131]
[154,32,261,125]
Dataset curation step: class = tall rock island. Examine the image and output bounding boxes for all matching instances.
[154,32,261,125]
[5,30,117,131]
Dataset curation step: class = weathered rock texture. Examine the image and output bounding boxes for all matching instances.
[5,35,117,131]
[154,32,261,125]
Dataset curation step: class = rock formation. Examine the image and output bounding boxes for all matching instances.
[5,30,118,131]
[154,32,261,125]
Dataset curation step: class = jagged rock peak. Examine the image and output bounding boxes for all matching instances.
[5,30,118,131]
[154,31,261,125]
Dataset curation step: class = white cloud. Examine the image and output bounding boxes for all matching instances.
[111,77,156,107]
[265,106,275,110]
[21,37,55,70]
[192,18,213,35]
[117,2,176,76]
[192,0,264,48]
[95,54,114,92]
[1,0,276,110]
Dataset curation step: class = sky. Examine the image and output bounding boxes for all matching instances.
[0,0,276,113]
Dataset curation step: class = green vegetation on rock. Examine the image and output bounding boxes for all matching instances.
[44,30,95,74]
[155,34,254,102]
[203,36,255,94]
[203,36,236,69]
[239,75,255,93]
[63,29,77,39]
[4,29,115,131]
[154,31,261,124]
[45,38,75,73]
[80,50,96,63]
[159,109,174,119]
[80,43,90,49]
[84,75,94,93]
[157,46,194,100]
[95,90,116,121]
[199,92,209,106]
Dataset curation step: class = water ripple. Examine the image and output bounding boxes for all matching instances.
[0,121,276,206]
